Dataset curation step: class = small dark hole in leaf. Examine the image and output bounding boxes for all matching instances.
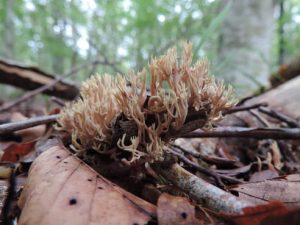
[63,161,68,164]
[96,175,100,178]
[181,212,187,219]
[88,178,92,182]
[98,186,103,189]
[230,190,239,196]
[69,198,77,205]
[56,155,61,159]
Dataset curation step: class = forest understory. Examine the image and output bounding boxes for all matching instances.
[0,42,300,225]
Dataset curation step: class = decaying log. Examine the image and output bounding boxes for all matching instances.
[270,57,300,87]
[0,58,79,100]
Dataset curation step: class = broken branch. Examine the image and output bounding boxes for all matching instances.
[258,107,300,128]
[0,114,58,134]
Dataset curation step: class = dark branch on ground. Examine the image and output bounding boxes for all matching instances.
[223,102,268,115]
[258,107,300,128]
[182,127,300,139]
[167,147,242,186]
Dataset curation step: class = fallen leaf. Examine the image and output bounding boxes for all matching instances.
[1,141,35,162]
[18,144,156,225]
[11,112,46,142]
[157,193,201,225]
[229,174,300,207]
[225,201,288,225]
[249,170,279,182]
[261,207,300,225]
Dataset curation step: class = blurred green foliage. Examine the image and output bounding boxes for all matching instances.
[0,0,299,81]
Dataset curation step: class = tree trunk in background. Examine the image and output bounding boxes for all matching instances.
[218,0,275,97]
[4,0,15,59]
[278,0,285,65]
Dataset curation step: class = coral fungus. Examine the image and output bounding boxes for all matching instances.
[57,42,235,162]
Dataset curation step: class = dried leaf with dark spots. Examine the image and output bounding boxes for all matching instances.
[18,144,156,225]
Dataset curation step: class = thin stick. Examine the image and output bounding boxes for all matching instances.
[248,109,270,127]
[170,144,237,166]
[168,148,241,185]
[167,148,224,187]
[223,102,268,115]
[258,107,300,128]
[155,163,254,214]
[182,127,300,139]
[0,114,58,134]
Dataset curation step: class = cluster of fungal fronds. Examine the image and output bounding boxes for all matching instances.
[57,42,235,162]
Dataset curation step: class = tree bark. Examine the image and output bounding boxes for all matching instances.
[218,0,275,96]
[4,0,15,59]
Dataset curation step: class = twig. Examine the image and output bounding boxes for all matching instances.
[182,127,300,139]
[155,163,254,214]
[236,96,256,106]
[258,107,300,128]
[166,147,224,187]
[0,59,102,112]
[248,109,270,127]
[50,97,65,107]
[0,114,58,134]
[223,103,268,115]
[167,148,241,186]
[170,144,237,167]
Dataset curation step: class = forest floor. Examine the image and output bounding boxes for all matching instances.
[0,57,300,225]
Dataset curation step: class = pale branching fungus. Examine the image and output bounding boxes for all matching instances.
[57,42,235,162]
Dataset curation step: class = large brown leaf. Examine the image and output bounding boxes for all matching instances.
[18,145,156,225]
[229,174,300,207]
